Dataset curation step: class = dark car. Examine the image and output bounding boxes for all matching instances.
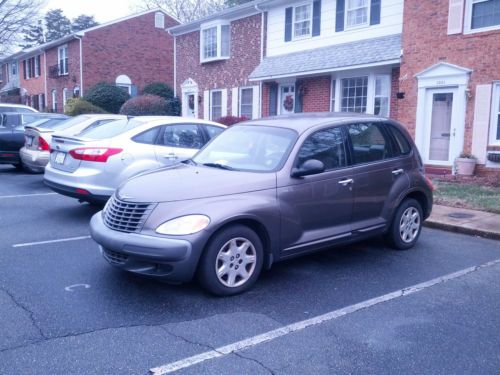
[90,113,433,296]
[0,113,68,169]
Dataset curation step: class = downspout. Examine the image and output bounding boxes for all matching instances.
[76,35,83,96]
[167,29,177,98]
[255,3,265,118]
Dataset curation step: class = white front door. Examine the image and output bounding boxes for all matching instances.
[279,85,295,114]
[422,87,462,165]
[183,93,196,118]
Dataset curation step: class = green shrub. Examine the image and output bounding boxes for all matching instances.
[165,97,181,116]
[120,94,169,116]
[142,82,174,100]
[84,82,130,114]
[64,98,108,116]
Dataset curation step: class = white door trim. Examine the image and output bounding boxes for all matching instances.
[181,78,198,118]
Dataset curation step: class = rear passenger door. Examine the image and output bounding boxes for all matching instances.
[154,124,206,166]
[346,122,410,232]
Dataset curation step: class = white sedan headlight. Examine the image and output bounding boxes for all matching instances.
[156,215,210,235]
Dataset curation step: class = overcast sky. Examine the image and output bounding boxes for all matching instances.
[43,0,140,23]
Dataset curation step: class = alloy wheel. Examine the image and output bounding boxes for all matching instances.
[215,237,257,288]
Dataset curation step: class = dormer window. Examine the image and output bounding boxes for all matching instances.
[200,21,230,63]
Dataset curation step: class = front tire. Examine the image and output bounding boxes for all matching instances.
[385,198,423,250]
[197,225,264,296]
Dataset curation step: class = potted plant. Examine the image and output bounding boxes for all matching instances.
[455,152,477,176]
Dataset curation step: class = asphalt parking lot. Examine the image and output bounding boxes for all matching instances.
[1,164,499,375]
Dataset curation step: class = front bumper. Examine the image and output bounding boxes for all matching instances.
[20,147,48,171]
[90,213,198,283]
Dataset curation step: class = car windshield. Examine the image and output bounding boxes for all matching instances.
[55,116,91,131]
[193,125,298,172]
[77,118,146,139]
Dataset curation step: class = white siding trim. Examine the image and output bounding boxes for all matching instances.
[447,0,465,35]
[471,84,492,164]
[231,87,239,116]
[203,90,210,120]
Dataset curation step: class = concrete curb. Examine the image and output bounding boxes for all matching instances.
[424,220,500,241]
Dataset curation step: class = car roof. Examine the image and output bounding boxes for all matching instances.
[242,112,389,134]
[125,116,225,128]
[76,114,126,119]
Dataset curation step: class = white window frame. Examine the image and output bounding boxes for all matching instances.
[292,2,313,40]
[330,78,336,111]
[200,20,230,63]
[340,75,369,113]
[11,61,17,76]
[34,55,39,78]
[155,12,165,29]
[374,74,391,117]
[465,0,500,34]
[58,45,68,75]
[63,88,69,110]
[24,59,30,80]
[345,0,371,30]
[239,87,254,119]
[210,89,223,121]
[490,82,500,145]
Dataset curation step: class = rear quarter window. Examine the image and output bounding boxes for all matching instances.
[387,125,412,156]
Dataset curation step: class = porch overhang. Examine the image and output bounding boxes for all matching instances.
[249,34,402,81]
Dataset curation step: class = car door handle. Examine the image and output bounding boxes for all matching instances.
[338,178,354,186]
[392,168,404,176]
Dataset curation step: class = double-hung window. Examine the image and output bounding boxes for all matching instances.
[346,0,369,29]
[374,75,391,117]
[200,22,230,63]
[294,4,312,38]
[58,45,68,75]
[491,83,500,144]
[211,90,222,121]
[240,87,253,119]
[469,0,500,31]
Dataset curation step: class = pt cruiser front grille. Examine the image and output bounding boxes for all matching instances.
[103,196,154,233]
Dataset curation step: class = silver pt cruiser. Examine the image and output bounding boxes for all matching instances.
[90,113,433,296]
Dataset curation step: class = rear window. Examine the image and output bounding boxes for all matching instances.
[55,116,91,131]
[36,118,68,129]
[21,115,44,124]
[78,118,147,139]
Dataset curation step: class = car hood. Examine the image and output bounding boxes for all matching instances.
[116,163,277,203]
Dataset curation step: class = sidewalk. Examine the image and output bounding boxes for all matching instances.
[425,205,500,241]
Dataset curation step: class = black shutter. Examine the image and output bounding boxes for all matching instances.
[335,0,345,32]
[23,60,26,80]
[36,55,41,76]
[312,0,321,36]
[370,0,381,25]
[269,83,278,116]
[285,7,293,42]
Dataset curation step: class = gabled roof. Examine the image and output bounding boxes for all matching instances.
[168,0,263,36]
[1,8,176,63]
[249,34,402,81]
[415,62,472,78]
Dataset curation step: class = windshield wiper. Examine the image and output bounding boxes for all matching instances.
[202,162,235,171]
[182,159,197,166]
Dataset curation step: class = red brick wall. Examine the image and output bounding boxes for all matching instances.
[175,14,262,118]
[390,67,400,120]
[300,76,332,112]
[397,0,500,153]
[20,54,45,96]
[82,12,177,94]
[46,39,81,113]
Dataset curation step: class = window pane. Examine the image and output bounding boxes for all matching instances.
[294,4,311,37]
[203,27,217,59]
[133,127,160,145]
[341,76,368,113]
[348,123,388,163]
[163,124,204,149]
[346,0,368,27]
[211,91,222,121]
[471,0,500,29]
[240,88,253,119]
[221,25,230,57]
[297,127,347,170]
[388,126,412,155]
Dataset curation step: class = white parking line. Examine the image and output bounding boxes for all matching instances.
[149,258,500,375]
[12,236,92,248]
[0,192,57,199]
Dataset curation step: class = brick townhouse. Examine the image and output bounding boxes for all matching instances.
[169,2,263,121]
[397,0,500,174]
[0,53,22,102]
[0,9,178,112]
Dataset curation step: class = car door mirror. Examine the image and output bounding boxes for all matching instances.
[291,159,325,178]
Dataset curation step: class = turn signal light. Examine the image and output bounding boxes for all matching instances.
[69,147,123,163]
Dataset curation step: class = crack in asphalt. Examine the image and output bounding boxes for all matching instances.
[0,286,47,340]
[233,351,275,374]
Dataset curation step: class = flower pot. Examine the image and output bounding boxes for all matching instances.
[455,157,476,175]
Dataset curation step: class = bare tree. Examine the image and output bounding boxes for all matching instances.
[132,0,227,23]
[0,0,44,56]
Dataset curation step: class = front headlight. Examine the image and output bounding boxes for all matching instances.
[156,215,210,235]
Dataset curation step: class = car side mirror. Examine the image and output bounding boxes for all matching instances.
[291,159,325,178]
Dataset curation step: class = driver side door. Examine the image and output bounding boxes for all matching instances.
[277,126,354,257]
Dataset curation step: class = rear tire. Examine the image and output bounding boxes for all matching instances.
[12,163,24,171]
[197,225,263,296]
[385,198,423,250]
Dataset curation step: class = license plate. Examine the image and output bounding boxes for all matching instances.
[55,152,66,164]
[26,136,33,147]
